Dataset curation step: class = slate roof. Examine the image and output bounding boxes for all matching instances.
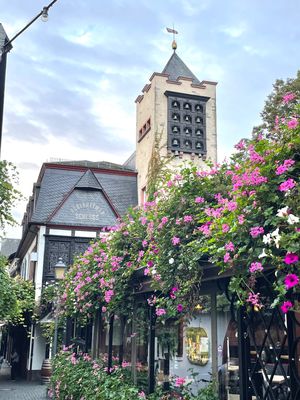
[0,238,20,258]
[162,52,201,85]
[31,163,138,227]
[75,169,103,190]
[50,189,118,227]
[0,24,12,53]
[51,160,135,172]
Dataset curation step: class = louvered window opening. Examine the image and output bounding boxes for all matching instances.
[166,91,209,156]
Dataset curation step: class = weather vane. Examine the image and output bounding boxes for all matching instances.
[166,26,178,51]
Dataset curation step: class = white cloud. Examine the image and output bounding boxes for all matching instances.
[243,45,267,57]
[65,30,97,47]
[179,0,211,16]
[220,22,247,38]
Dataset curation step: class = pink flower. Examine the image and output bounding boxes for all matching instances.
[284,274,299,289]
[174,174,183,181]
[238,214,245,224]
[102,306,107,313]
[279,178,296,192]
[177,304,183,312]
[167,180,173,187]
[170,286,179,299]
[222,224,230,233]
[234,139,246,150]
[138,391,146,399]
[172,236,180,246]
[195,196,205,203]
[282,92,296,103]
[281,301,293,313]
[250,226,264,238]
[284,253,299,264]
[139,216,147,225]
[198,222,212,236]
[247,292,260,306]
[224,252,231,263]
[225,242,235,252]
[156,308,166,316]
[161,216,168,225]
[122,361,131,368]
[104,289,114,303]
[227,201,237,211]
[183,215,193,223]
[175,377,186,387]
[275,159,295,175]
[249,262,263,273]
[287,118,298,129]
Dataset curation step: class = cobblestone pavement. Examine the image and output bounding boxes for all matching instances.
[0,380,48,400]
[0,365,48,400]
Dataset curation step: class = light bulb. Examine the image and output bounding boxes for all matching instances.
[41,7,48,22]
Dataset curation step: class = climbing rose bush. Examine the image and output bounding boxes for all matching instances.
[49,350,218,400]
[61,97,299,321]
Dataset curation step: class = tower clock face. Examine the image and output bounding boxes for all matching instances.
[165,91,209,156]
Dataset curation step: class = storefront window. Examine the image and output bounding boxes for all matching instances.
[133,302,149,391]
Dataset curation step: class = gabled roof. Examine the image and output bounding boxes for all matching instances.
[162,52,201,85]
[49,189,118,227]
[30,163,138,226]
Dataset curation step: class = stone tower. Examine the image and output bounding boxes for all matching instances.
[135,44,217,204]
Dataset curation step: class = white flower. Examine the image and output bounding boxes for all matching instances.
[274,237,280,248]
[151,268,157,275]
[258,248,268,259]
[263,233,272,245]
[276,206,289,218]
[271,228,281,247]
[169,258,175,265]
[271,228,280,238]
[287,214,299,225]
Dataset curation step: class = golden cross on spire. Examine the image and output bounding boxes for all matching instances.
[166,26,178,51]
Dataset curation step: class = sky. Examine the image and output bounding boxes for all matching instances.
[0,0,299,238]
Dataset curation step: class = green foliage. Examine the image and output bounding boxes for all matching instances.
[0,160,23,231]
[0,255,17,321]
[258,70,300,131]
[0,256,35,324]
[50,351,218,400]
[49,351,141,399]
[9,275,36,325]
[146,129,172,201]
[61,94,300,321]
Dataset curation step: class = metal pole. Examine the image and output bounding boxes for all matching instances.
[0,0,59,157]
[107,314,114,373]
[148,305,156,393]
[237,306,251,400]
[52,314,58,358]
[287,310,297,399]
[0,38,7,158]
[2,0,59,53]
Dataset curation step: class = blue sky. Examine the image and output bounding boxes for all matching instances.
[1,0,299,237]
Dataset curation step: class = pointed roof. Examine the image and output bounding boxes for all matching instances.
[162,52,201,85]
[75,169,102,190]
